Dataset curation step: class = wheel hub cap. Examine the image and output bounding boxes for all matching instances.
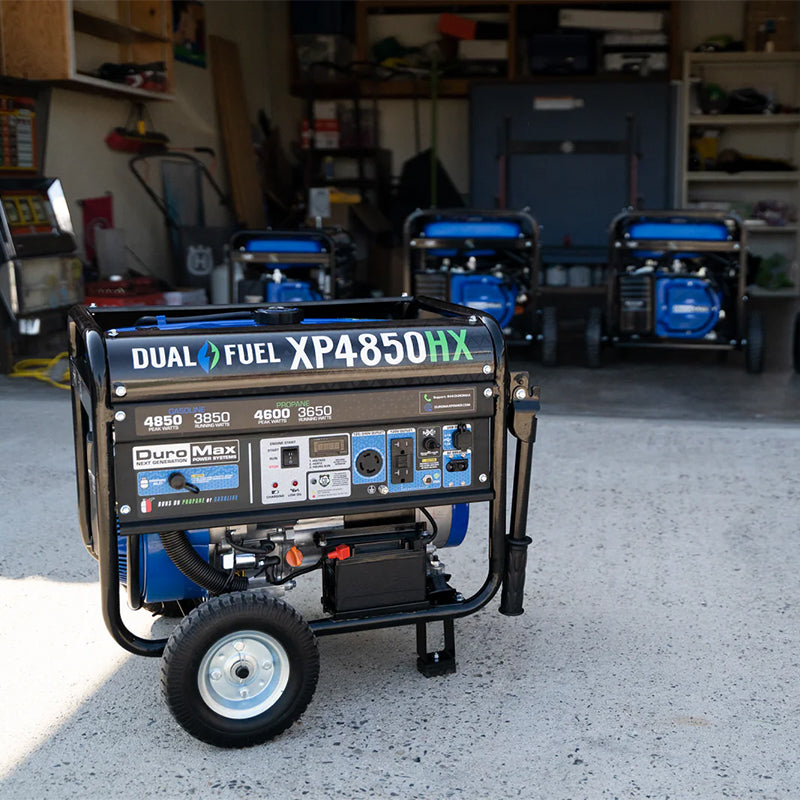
[198,630,289,719]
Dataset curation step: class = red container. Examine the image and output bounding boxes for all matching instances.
[84,277,165,307]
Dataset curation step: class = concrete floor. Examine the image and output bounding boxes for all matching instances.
[511,346,800,423]
[1,360,799,799]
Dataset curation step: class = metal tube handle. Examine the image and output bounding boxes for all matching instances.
[499,375,538,617]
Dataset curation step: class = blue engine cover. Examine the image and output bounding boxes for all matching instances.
[266,281,321,304]
[119,530,209,603]
[449,273,517,329]
[655,276,721,338]
[444,503,469,547]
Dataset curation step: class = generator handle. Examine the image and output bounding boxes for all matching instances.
[500,373,538,616]
[69,306,168,657]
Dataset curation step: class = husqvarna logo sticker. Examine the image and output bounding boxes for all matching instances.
[197,341,220,373]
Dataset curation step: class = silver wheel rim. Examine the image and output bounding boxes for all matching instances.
[198,629,290,719]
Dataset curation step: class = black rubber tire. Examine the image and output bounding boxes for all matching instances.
[143,598,202,618]
[793,312,800,373]
[540,306,558,366]
[585,307,603,368]
[745,311,765,374]
[161,591,319,748]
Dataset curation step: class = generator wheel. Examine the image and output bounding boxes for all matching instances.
[745,311,765,374]
[541,306,558,366]
[161,591,319,748]
[585,307,603,368]
[793,312,800,373]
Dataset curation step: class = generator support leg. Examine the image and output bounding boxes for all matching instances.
[416,618,456,677]
[500,375,539,617]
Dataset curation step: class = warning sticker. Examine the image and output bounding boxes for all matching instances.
[308,470,351,500]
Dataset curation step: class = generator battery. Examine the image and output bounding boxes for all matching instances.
[68,296,539,748]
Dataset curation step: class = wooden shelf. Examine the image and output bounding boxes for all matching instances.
[681,52,800,302]
[292,0,678,99]
[73,8,168,45]
[746,285,800,298]
[292,77,479,99]
[70,71,173,101]
[689,51,800,66]
[538,286,606,295]
[689,114,800,127]
[744,223,798,233]
[0,1,174,100]
[292,72,670,100]
[686,171,800,182]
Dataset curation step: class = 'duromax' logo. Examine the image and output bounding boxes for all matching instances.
[197,341,220,373]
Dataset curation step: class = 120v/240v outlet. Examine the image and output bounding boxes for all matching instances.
[355,448,383,477]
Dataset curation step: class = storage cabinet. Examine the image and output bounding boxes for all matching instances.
[679,51,800,295]
[0,0,174,100]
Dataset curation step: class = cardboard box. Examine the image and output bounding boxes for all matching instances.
[603,51,668,73]
[294,34,352,80]
[163,288,209,306]
[437,12,508,40]
[459,39,509,60]
[559,8,664,31]
[745,1,795,51]
[300,118,340,150]
[313,101,338,121]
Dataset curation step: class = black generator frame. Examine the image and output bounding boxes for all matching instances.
[68,295,537,674]
[587,209,762,370]
[227,228,339,304]
[404,208,557,364]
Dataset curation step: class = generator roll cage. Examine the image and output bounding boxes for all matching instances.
[68,295,538,671]
[587,209,762,371]
[226,228,339,304]
[404,209,556,363]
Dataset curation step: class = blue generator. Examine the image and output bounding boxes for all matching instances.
[586,210,764,373]
[228,230,337,305]
[405,209,558,365]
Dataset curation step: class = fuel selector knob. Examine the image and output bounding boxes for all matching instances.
[452,424,472,451]
[168,471,200,494]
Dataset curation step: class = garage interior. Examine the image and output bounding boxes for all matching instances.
[1,0,799,795]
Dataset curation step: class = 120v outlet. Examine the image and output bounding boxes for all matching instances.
[391,437,414,484]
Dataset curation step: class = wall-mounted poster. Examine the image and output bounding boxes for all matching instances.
[173,1,206,68]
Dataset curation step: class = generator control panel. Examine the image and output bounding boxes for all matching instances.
[113,384,494,528]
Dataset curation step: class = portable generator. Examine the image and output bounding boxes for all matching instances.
[68,296,538,748]
[586,210,764,372]
[227,229,338,306]
[404,209,558,365]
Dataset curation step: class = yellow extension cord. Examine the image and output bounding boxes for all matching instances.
[10,352,70,390]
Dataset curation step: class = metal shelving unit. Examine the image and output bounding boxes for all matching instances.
[680,51,800,296]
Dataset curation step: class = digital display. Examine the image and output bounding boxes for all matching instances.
[310,435,348,458]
